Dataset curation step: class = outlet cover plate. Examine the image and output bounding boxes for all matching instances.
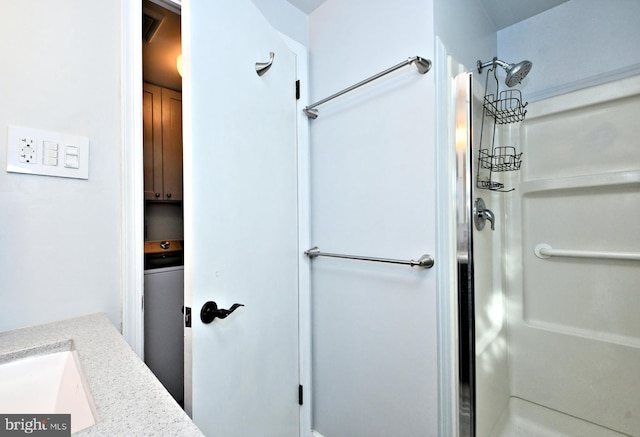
[7,125,89,180]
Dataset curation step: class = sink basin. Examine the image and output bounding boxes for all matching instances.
[0,340,97,433]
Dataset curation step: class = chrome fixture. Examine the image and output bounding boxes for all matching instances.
[534,243,640,261]
[255,52,275,77]
[303,55,432,119]
[474,198,495,231]
[477,57,532,87]
[304,246,434,269]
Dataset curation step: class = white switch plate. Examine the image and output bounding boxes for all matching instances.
[7,125,89,179]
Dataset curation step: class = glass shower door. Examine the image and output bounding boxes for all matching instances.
[455,70,512,437]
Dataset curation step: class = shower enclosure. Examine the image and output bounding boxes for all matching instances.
[456,69,640,436]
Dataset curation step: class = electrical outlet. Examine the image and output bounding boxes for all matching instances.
[18,138,37,164]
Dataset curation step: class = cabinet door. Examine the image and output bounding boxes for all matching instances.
[143,83,163,200]
[161,88,183,201]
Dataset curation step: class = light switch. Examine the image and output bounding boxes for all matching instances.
[44,141,59,166]
[44,141,58,154]
[44,156,58,166]
[64,145,80,169]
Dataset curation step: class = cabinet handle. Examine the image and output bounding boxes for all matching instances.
[166,193,172,198]
[155,192,160,198]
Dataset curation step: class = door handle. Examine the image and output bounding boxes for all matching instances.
[200,301,244,324]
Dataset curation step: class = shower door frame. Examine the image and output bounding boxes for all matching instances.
[434,38,479,437]
[454,71,476,437]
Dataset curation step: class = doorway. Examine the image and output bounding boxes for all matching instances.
[141,0,185,408]
[122,1,312,434]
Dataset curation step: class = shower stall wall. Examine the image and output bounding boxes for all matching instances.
[472,75,640,436]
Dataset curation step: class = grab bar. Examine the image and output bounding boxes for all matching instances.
[304,246,434,268]
[534,243,640,261]
[303,56,432,119]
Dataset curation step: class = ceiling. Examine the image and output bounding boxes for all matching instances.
[480,0,569,29]
[286,0,570,29]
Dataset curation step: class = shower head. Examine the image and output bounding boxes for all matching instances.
[477,57,533,87]
[503,60,532,87]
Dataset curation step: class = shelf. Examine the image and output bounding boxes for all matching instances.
[483,89,528,124]
[476,179,506,191]
[478,147,523,172]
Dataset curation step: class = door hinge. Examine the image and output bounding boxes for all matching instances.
[298,384,303,405]
[296,80,300,100]
[184,306,191,328]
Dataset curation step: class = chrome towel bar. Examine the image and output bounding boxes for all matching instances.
[303,56,432,119]
[534,243,640,261]
[304,246,434,269]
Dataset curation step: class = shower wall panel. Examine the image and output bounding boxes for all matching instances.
[507,76,640,435]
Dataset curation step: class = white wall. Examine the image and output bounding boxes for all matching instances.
[0,1,122,331]
[498,0,640,101]
[308,1,438,436]
[434,0,497,72]
[251,0,309,46]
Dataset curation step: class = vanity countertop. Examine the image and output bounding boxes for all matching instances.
[0,313,203,436]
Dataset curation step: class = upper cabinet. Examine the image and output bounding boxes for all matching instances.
[143,83,183,201]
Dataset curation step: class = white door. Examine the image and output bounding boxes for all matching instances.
[183,1,300,436]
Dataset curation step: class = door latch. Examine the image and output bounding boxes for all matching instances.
[184,306,191,328]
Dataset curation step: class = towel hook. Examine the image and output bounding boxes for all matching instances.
[255,52,275,77]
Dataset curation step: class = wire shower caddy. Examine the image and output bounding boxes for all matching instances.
[476,66,527,192]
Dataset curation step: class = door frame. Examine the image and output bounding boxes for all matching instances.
[121,0,144,357]
[120,1,312,435]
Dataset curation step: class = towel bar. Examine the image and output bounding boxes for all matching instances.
[304,246,434,269]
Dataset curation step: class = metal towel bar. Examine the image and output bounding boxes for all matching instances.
[304,247,434,269]
[534,243,640,261]
[303,56,432,119]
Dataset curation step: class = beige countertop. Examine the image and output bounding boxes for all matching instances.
[0,313,203,436]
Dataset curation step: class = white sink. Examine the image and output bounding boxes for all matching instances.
[0,341,97,434]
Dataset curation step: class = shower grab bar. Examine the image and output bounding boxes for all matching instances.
[303,56,432,119]
[304,246,434,269]
[534,243,640,261]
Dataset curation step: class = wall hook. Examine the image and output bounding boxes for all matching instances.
[255,52,275,77]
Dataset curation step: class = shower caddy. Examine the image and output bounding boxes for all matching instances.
[476,65,528,192]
